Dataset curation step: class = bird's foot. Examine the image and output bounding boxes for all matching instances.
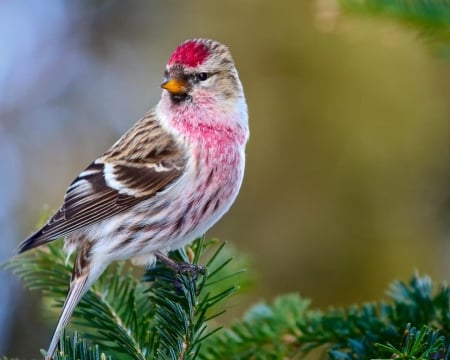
[155,251,206,292]
[156,251,206,278]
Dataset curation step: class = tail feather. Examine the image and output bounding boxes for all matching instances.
[45,273,89,360]
[45,248,108,360]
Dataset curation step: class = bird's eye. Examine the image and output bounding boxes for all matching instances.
[196,72,209,81]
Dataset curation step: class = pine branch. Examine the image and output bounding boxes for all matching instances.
[6,237,246,359]
[374,324,449,360]
[8,230,450,359]
[52,332,112,360]
[201,274,450,359]
[339,0,450,53]
[340,0,450,27]
[142,238,244,360]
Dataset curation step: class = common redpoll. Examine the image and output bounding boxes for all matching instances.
[18,38,249,359]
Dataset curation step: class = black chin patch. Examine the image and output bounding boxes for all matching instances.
[170,92,190,103]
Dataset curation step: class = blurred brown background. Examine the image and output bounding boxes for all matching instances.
[1,0,449,357]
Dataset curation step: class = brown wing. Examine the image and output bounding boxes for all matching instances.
[18,110,187,252]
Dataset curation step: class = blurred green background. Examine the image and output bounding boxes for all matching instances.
[1,0,449,357]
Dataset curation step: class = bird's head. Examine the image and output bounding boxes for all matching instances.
[161,38,243,105]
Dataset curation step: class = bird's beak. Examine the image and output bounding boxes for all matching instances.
[161,77,188,95]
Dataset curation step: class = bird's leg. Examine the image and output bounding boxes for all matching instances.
[155,251,206,292]
[155,251,206,277]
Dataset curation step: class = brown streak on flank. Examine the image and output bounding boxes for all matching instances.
[128,223,147,233]
[145,200,169,215]
[71,241,92,282]
[201,185,219,214]
[121,236,134,246]
[175,200,194,231]
[204,168,215,188]
[114,224,127,236]
[200,187,220,223]
[110,234,134,252]
[111,221,165,253]
[214,199,220,212]
[201,198,213,217]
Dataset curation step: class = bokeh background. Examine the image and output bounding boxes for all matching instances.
[1,0,449,357]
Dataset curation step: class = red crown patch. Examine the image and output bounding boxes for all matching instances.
[169,40,209,67]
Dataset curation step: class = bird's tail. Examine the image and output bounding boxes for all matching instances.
[45,247,108,360]
[45,272,89,360]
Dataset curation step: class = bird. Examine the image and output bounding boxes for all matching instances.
[17,38,249,359]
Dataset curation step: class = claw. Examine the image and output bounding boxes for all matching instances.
[155,251,206,289]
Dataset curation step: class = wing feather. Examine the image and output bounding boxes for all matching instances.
[18,110,187,253]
